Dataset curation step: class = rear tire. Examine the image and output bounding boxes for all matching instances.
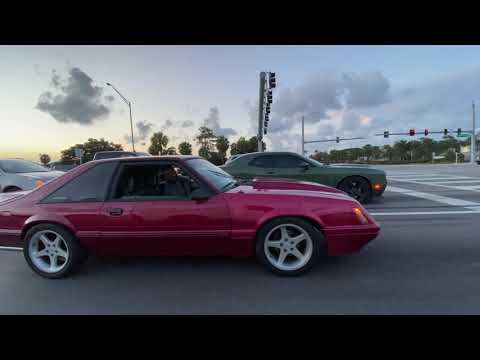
[255,217,325,276]
[23,224,83,279]
[338,176,372,204]
[4,186,22,193]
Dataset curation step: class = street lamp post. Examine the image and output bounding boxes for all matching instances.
[472,100,476,164]
[106,82,135,152]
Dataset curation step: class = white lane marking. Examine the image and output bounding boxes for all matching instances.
[387,173,468,178]
[389,176,473,182]
[427,179,480,184]
[371,209,480,216]
[386,185,480,207]
[386,177,480,193]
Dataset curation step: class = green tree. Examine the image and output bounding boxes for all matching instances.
[39,154,51,165]
[178,142,192,155]
[311,151,329,163]
[198,145,210,159]
[371,146,382,160]
[61,138,123,163]
[382,145,394,161]
[230,136,263,155]
[196,126,216,151]
[148,132,169,155]
[215,136,230,163]
[362,144,373,163]
[208,152,225,166]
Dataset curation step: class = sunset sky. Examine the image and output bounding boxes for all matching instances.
[2,45,480,161]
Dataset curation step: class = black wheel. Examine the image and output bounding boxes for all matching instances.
[4,186,22,193]
[338,176,372,204]
[255,217,325,276]
[23,224,84,279]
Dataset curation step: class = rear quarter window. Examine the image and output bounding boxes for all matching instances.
[41,162,117,203]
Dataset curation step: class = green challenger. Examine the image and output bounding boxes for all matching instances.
[220,151,387,204]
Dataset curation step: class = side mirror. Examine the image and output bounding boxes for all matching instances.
[190,188,211,201]
[300,163,310,171]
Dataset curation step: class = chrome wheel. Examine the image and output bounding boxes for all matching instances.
[28,230,69,273]
[264,224,313,272]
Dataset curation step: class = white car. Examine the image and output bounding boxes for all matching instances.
[0,159,65,193]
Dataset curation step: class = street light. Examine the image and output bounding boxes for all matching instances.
[106,82,135,152]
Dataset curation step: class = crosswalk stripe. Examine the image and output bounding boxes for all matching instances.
[386,185,480,207]
[428,179,480,184]
[389,176,474,182]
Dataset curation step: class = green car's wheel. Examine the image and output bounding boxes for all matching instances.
[338,176,372,204]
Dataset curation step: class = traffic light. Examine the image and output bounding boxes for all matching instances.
[384,131,389,138]
[444,129,448,136]
[457,128,462,136]
[268,72,276,89]
[264,121,268,128]
[265,103,271,114]
[409,129,415,136]
[424,129,429,136]
[267,90,273,104]
[264,128,267,135]
[336,136,340,143]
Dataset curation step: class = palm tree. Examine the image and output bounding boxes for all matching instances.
[148,132,169,155]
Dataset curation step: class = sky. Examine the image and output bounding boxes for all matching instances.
[1,45,480,161]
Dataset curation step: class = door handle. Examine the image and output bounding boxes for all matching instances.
[266,171,275,174]
[107,208,124,216]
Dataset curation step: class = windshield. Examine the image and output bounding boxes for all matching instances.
[186,158,236,191]
[0,159,49,173]
[307,157,324,166]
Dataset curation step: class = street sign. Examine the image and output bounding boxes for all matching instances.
[74,148,84,158]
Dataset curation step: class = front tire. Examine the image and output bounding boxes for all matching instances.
[338,176,372,204]
[255,217,325,276]
[23,224,83,279]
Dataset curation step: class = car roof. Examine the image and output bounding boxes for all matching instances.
[92,155,201,164]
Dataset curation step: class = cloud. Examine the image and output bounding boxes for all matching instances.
[202,106,237,137]
[342,71,391,108]
[161,119,174,131]
[36,67,112,125]
[181,120,194,128]
[124,120,154,144]
[264,71,391,136]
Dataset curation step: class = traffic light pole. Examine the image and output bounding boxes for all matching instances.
[257,72,266,152]
[301,116,305,155]
[472,101,476,164]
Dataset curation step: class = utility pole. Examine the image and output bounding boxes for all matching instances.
[257,72,266,152]
[107,82,135,152]
[472,101,476,164]
[301,116,305,155]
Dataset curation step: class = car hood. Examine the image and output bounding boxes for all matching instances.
[16,171,65,181]
[0,190,31,205]
[227,177,355,202]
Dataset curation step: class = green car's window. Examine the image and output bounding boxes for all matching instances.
[272,155,310,168]
[249,156,276,168]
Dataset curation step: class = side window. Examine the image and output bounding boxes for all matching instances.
[273,155,310,168]
[42,162,117,203]
[249,156,275,168]
[112,162,201,201]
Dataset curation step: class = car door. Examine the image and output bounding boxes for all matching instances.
[100,160,232,256]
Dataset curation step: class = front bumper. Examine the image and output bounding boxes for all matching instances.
[325,222,380,256]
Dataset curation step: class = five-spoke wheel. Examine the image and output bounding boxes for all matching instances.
[24,224,85,279]
[256,217,325,275]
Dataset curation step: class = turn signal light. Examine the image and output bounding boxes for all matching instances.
[353,207,369,224]
[35,180,45,188]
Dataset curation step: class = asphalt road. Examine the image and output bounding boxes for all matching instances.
[1,163,480,314]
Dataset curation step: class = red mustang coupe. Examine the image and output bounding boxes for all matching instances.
[0,156,380,278]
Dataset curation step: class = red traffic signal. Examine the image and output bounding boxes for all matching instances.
[409,129,415,136]
[424,129,428,136]
[269,72,276,88]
